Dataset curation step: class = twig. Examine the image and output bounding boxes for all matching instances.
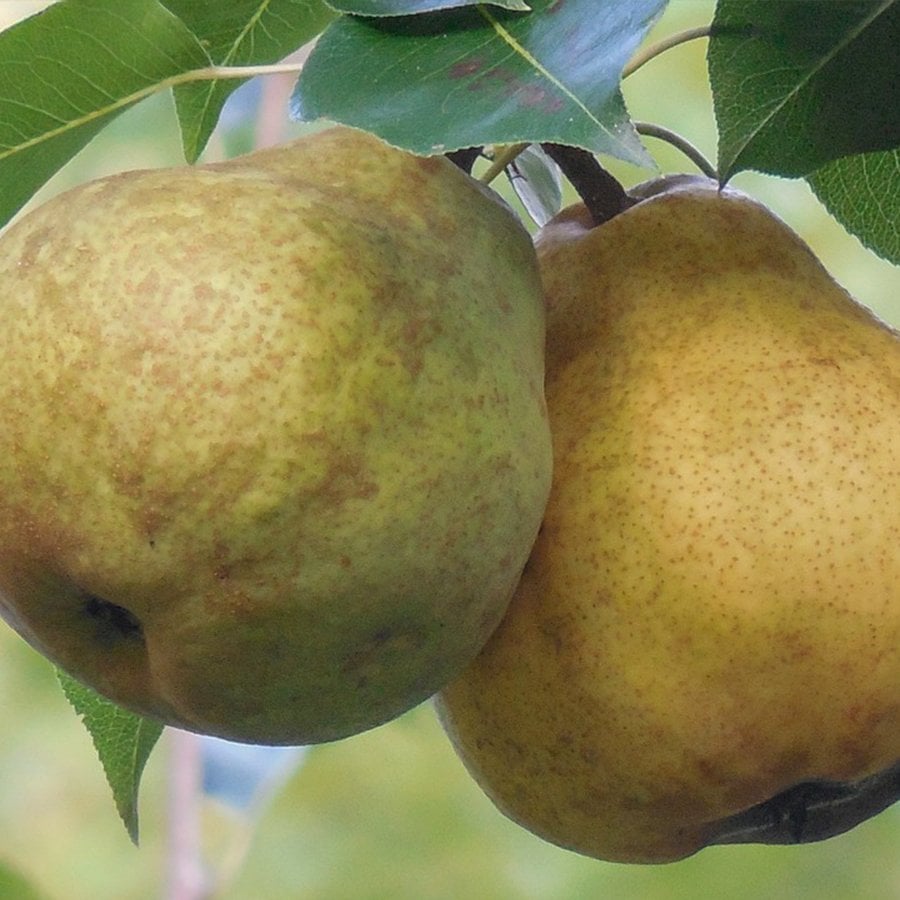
[165,730,211,900]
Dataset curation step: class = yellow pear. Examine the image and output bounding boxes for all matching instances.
[0,126,552,745]
[437,175,900,862]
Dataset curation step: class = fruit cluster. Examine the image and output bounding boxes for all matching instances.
[0,128,897,862]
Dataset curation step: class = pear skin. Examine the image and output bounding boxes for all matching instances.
[437,176,900,862]
[0,126,552,745]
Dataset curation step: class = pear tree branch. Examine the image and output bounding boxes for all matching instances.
[166,730,210,900]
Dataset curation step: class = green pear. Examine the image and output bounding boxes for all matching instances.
[437,175,900,862]
[0,126,552,745]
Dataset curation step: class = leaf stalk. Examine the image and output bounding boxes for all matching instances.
[622,25,712,79]
[634,121,718,179]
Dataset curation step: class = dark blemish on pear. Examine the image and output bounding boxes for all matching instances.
[80,593,144,645]
[711,759,900,846]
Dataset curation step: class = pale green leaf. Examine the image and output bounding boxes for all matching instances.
[164,0,335,161]
[807,149,900,266]
[57,671,164,845]
[0,0,211,227]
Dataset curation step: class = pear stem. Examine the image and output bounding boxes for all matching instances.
[622,25,712,79]
[479,143,531,185]
[634,122,718,179]
[541,144,634,226]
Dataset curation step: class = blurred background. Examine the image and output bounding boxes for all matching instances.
[1,2,898,898]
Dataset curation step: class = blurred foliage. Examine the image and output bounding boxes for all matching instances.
[0,2,898,899]
[0,859,47,900]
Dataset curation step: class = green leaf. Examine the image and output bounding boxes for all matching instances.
[293,0,665,162]
[57,670,164,845]
[163,0,336,162]
[709,0,900,180]
[0,0,211,229]
[329,1,531,13]
[807,149,900,266]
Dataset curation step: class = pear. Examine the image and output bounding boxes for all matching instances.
[436,175,900,862]
[0,126,552,745]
